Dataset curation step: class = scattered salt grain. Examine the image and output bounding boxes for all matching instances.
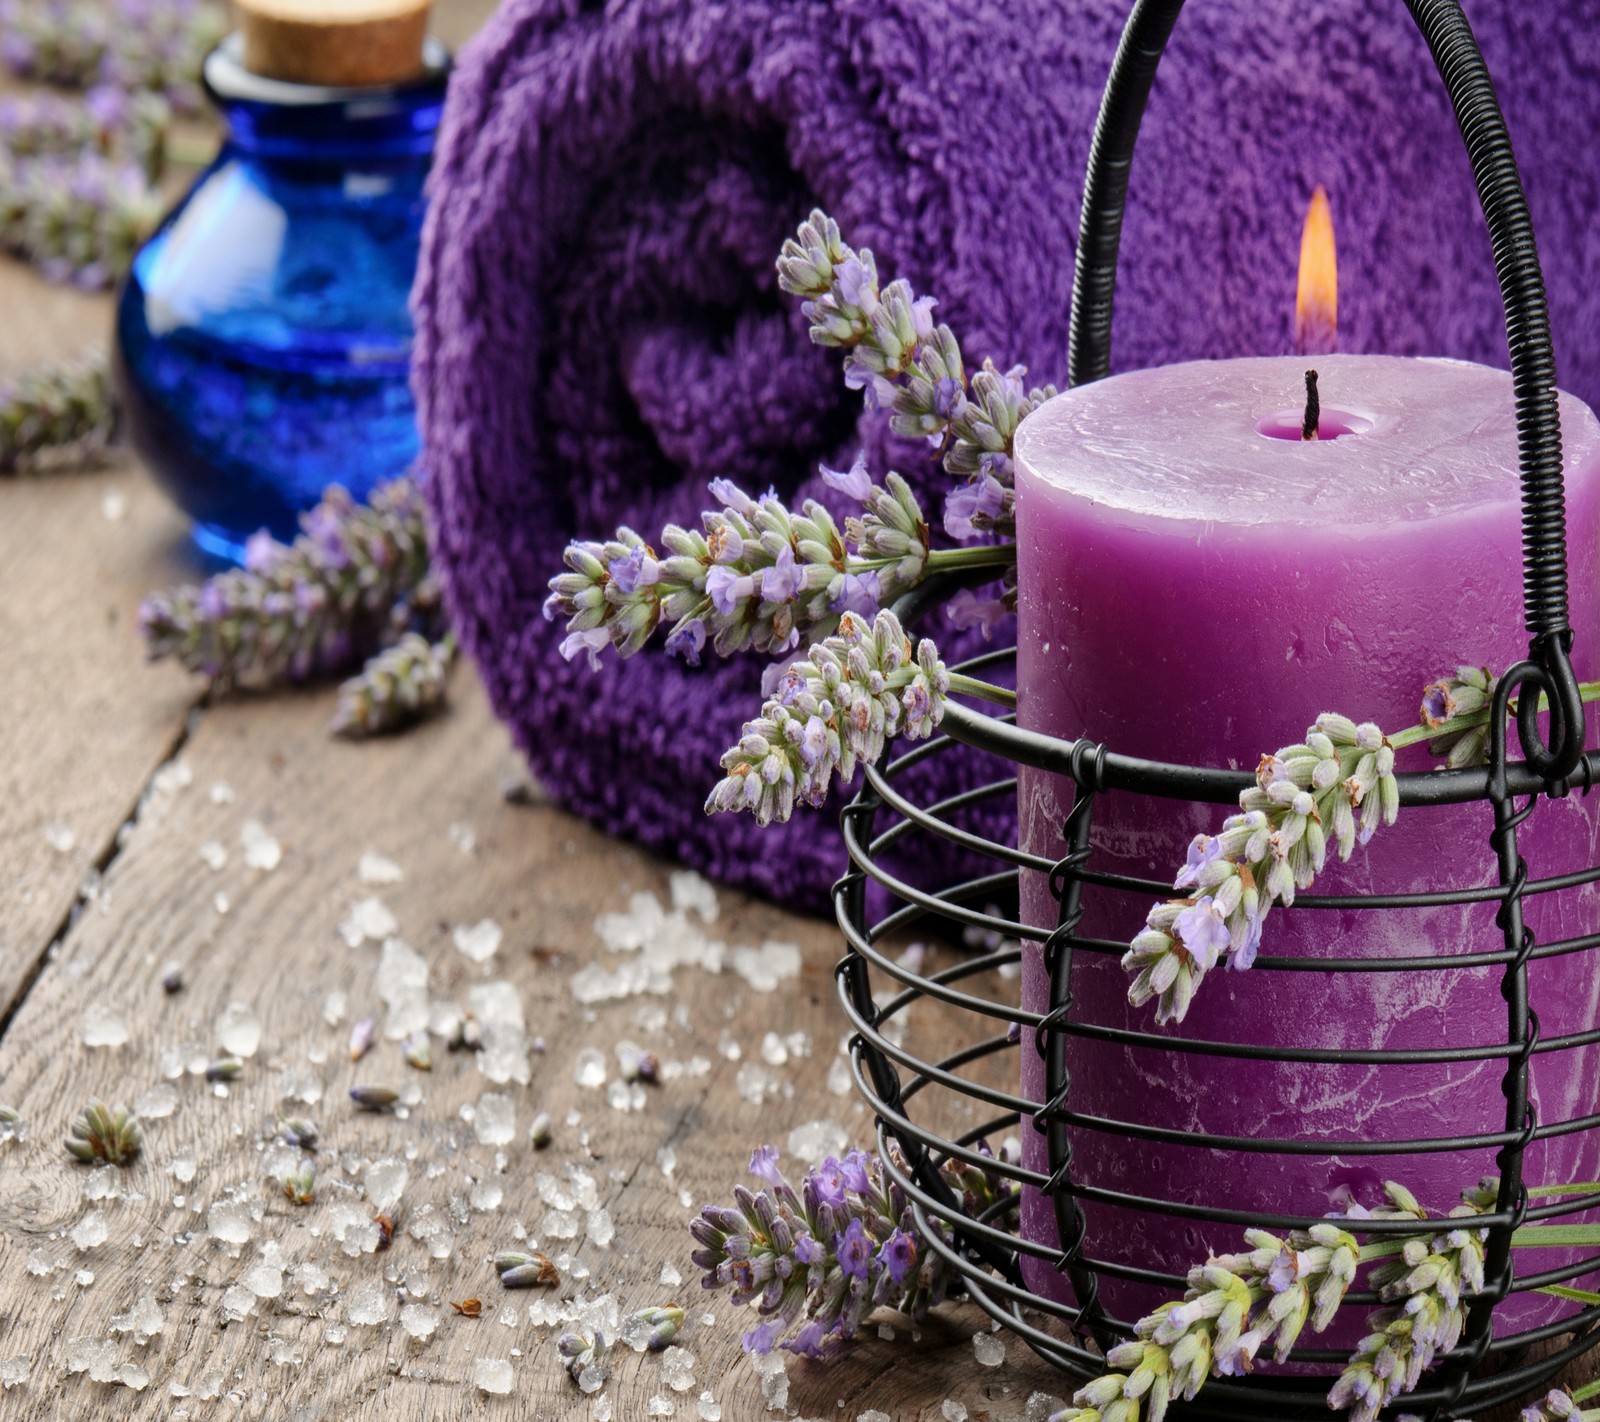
[730,941,801,993]
[454,918,503,964]
[74,1268,94,1287]
[221,1283,255,1320]
[70,1211,108,1250]
[473,1093,516,1146]
[377,937,430,1039]
[66,1337,116,1381]
[662,1346,695,1392]
[168,1148,197,1183]
[470,1179,503,1212]
[215,1001,262,1058]
[240,819,282,870]
[648,1397,676,1416]
[244,1261,283,1299]
[322,991,347,1026]
[973,1330,1006,1367]
[594,1396,614,1421]
[586,1208,614,1248]
[1026,1393,1068,1422]
[859,1413,891,1422]
[399,1303,438,1340]
[134,1082,178,1119]
[112,1293,164,1342]
[750,1350,788,1411]
[329,1202,380,1256]
[43,822,75,854]
[0,1356,29,1389]
[786,1120,847,1165]
[209,780,234,804]
[358,849,403,885]
[213,891,230,915]
[474,1358,513,1395]
[365,1156,409,1211]
[669,869,719,922]
[448,822,477,855]
[573,1048,607,1089]
[79,1003,129,1048]
[696,1391,721,1421]
[660,1261,682,1287]
[340,896,398,947]
[208,1200,253,1246]
[943,1402,969,1422]
[150,759,193,797]
[198,839,227,870]
[101,489,127,520]
[345,1278,393,1326]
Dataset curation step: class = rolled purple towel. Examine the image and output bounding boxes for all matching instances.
[414,0,1600,913]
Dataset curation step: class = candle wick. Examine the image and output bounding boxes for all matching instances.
[1302,369,1321,441]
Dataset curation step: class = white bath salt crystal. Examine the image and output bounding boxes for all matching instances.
[240,819,282,871]
[195,1368,225,1398]
[474,1093,516,1146]
[679,1188,693,1209]
[168,1148,197,1183]
[79,1002,129,1048]
[659,1261,683,1289]
[209,780,234,805]
[876,1323,895,1341]
[197,839,227,871]
[786,1120,848,1166]
[70,1210,108,1250]
[735,1063,778,1104]
[858,1412,891,1422]
[759,1032,788,1066]
[749,1348,788,1410]
[278,1067,322,1105]
[25,1247,55,1276]
[0,1356,29,1389]
[267,1336,302,1366]
[66,1337,117,1380]
[294,1261,331,1295]
[151,759,193,797]
[826,1055,853,1096]
[322,990,347,1026]
[133,1082,178,1119]
[669,869,719,922]
[474,1358,513,1395]
[661,1346,695,1392]
[358,849,404,885]
[541,1209,579,1240]
[43,822,75,854]
[399,1303,438,1340]
[377,936,430,1039]
[329,1202,380,1256]
[81,1164,120,1202]
[470,1179,503,1212]
[244,1261,283,1299]
[578,1363,608,1395]
[573,1047,607,1089]
[696,1391,720,1421]
[215,1001,262,1057]
[730,940,801,992]
[213,891,230,915]
[365,1157,409,1211]
[117,1294,164,1342]
[340,896,398,947]
[648,1397,676,1417]
[940,1402,971,1422]
[448,821,477,854]
[586,1209,614,1248]
[346,1278,394,1326]
[74,1268,94,1287]
[1026,1394,1068,1422]
[453,918,503,964]
[115,1361,150,1391]
[972,1330,1006,1367]
[657,1147,677,1179]
[208,1200,253,1246]
[221,1283,255,1320]
[593,1396,614,1422]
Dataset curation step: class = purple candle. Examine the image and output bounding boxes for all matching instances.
[1012,354,1600,1337]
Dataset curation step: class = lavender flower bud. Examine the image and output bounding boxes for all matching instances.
[0,352,115,471]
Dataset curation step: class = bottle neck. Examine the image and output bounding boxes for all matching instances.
[204,34,450,162]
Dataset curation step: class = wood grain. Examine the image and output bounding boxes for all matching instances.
[0,674,1070,1420]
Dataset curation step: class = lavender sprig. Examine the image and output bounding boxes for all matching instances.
[777,208,1058,542]
[0,353,115,472]
[545,462,937,671]
[139,477,436,689]
[1421,665,1498,769]
[704,609,950,825]
[0,151,161,287]
[691,1140,1014,1359]
[1330,1182,1490,1422]
[0,89,170,181]
[1126,714,1399,1024]
[331,632,456,739]
[1522,1388,1589,1422]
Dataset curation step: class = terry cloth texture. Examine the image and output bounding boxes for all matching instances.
[413,0,1600,913]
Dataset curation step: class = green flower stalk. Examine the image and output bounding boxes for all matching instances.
[0,353,115,473]
[139,477,436,689]
[331,632,456,738]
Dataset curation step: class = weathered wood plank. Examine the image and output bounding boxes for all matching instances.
[0,673,1070,1420]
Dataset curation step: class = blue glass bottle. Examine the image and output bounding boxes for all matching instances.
[114,35,448,563]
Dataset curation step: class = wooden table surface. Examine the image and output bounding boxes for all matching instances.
[0,7,1074,1418]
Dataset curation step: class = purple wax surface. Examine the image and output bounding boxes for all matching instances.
[1013,355,1600,1346]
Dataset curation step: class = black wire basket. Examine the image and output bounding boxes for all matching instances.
[833,2,1600,1417]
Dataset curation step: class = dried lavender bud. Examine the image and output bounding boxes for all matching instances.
[0,152,161,287]
[277,1116,318,1149]
[624,1305,685,1352]
[204,1056,243,1082]
[140,477,435,691]
[348,1084,398,1111]
[556,1329,610,1386]
[348,1016,377,1062]
[159,961,183,994]
[448,1013,482,1053]
[280,1159,315,1205]
[0,353,116,473]
[1421,665,1497,769]
[65,1098,141,1164]
[401,1030,432,1071]
[499,1254,560,1289]
[331,632,456,738]
[528,1112,552,1149]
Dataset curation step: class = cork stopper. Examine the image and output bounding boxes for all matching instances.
[237,0,432,88]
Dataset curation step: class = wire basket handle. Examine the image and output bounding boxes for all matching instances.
[1067,0,1583,780]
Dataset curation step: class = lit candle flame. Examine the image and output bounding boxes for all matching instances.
[1295,184,1337,356]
